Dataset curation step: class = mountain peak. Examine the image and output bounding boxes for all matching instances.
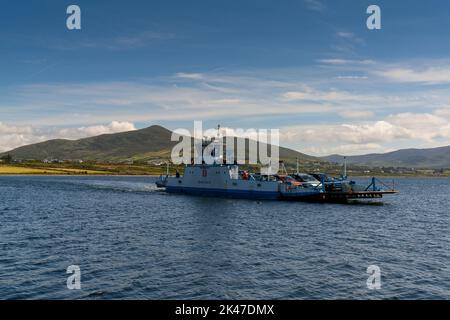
[0,124,320,164]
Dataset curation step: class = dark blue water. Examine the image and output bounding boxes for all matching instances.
[0,176,449,299]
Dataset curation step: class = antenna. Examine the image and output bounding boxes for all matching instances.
[343,156,347,179]
[280,160,287,175]
[213,124,222,164]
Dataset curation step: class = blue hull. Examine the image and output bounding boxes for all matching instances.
[164,186,323,200]
[165,186,281,200]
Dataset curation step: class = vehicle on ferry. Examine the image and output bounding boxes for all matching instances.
[292,173,321,188]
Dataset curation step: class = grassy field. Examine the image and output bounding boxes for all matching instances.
[0,165,113,175]
[0,166,59,174]
[0,163,174,175]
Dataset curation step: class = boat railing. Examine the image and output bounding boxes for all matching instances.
[313,176,396,194]
[364,177,396,192]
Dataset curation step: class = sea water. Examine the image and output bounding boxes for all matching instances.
[0,176,449,299]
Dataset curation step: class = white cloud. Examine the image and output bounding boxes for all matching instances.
[12,68,447,128]
[208,99,242,105]
[338,110,374,119]
[113,31,175,49]
[284,121,412,145]
[50,31,175,51]
[331,31,365,54]
[336,75,368,80]
[318,59,375,65]
[4,61,450,156]
[175,72,205,80]
[303,0,326,12]
[280,111,450,155]
[336,32,355,39]
[281,88,380,104]
[302,143,383,156]
[284,89,352,101]
[0,121,136,152]
[56,121,136,139]
[434,107,450,117]
[0,122,33,135]
[0,123,40,152]
[376,67,450,85]
[386,113,448,142]
[0,123,38,153]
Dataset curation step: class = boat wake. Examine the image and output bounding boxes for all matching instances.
[75,180,160,194]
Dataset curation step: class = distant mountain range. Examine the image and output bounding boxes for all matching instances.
[2,124,449,169]
[324,146,450,169]
[0,125,320,164]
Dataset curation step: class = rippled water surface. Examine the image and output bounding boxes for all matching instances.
[1,176,449,299]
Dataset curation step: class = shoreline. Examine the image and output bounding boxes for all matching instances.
[0,173,160,177]
[1,164,449,179]
[0,173,449,179]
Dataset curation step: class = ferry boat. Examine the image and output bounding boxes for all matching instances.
[156,166,398,202]
[155,127,398,202]
[156,163,321,200]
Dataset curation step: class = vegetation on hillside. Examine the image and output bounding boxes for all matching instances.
[1,125,449,176]
[1,160,449,177]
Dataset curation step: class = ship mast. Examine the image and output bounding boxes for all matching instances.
[215,124,222,164]
[343,156,347,179]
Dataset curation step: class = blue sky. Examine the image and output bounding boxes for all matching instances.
[1,0,450,155]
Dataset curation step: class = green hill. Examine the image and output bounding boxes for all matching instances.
[324,146,450,169]
[1,125,322,164]
[1,125,175,162]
